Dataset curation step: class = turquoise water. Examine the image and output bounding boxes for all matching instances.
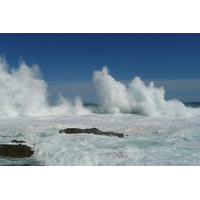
[183,102,200,108]
[0,156,42,166]
[1,58,200,165]
[0,109,200,166]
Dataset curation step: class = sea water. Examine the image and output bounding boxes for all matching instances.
[0,56,200,166]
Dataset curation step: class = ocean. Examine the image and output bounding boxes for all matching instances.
[0,59,200,166]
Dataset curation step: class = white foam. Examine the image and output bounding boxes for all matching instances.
[93,66,200,116]
[1,56,199,117]
[0,56,91,116]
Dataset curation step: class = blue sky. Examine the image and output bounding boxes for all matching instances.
[0,33,200,102]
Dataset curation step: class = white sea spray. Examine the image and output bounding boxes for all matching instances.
[0,56,91,116]
[0,58,200,166]
[1,114,200,166]
[93,66,200,116]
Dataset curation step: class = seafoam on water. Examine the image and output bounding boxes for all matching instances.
[0,56,200,166]
[0,113,200,166]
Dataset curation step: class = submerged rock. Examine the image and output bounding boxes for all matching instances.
[0,144,34,158]
[59,128,124,138]
[11,140,26,143]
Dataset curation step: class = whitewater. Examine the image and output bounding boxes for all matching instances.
[0,56,200,166]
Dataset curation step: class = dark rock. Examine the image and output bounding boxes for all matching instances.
[5,164,31,166]
[59,128,124,138]
[21,164,31,166]
[0,144,34,158]
[11,140,26,143]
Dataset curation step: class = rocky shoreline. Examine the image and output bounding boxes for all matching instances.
[0,128,124,163]
[59,128,124,138]
[0,144,34,158]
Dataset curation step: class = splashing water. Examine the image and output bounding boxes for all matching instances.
[1,59,200,166]
[0,56,91,116]
[0,56,199,117]
[93,67,200,116]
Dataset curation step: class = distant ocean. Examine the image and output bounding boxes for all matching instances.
[183,102,200,108]
[1,60,200,166]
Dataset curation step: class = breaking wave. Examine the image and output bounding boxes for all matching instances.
[0,55,199,117]
[0,56,91,116]
[93,67,200,116]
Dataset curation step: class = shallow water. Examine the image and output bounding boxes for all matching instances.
[1,113,200,166]
[0,57,200,166]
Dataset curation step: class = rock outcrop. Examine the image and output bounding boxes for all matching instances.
[59,128,124,138]
[11,140,26,143]
[0,144,34,158]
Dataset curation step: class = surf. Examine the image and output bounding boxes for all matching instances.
[0,55,199,117]
[0,56,91,116]
[93,66,200,116]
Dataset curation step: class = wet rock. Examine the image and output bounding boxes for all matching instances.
[21,164,31,166]
[59,128,124,138]
[0,144,34,158]
[11,140,26,143]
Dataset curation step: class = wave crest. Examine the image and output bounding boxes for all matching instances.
[93,67,200,116]
[0,56,91,116]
